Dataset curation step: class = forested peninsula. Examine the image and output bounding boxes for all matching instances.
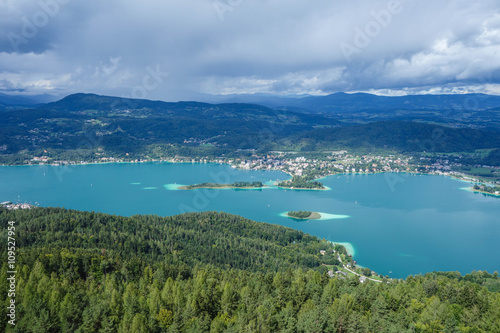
[471,184,500,196]
[1,207,499,332]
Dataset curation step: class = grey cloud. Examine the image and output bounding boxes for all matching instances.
[0,0,108,54]
[0,0,500,100]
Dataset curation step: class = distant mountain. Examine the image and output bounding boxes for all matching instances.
[0,92,38,106]
[0,92,61,110]
[41,92,500,116]
[277,92,500,113]
[42,93,197,111]
[197,93,308,109]
[41,93,337,126]
[0,93,339,159]
[206,92,500,114]
[1,93,499,165]
[196,92,500,130]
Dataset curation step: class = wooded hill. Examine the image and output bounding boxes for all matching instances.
[1,207,499,332]
[287,121,500,153]
[1,93,500,166]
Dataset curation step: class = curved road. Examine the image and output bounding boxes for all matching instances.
[337,254,382,283]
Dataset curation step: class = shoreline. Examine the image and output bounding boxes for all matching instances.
[330,241,356,257]
[0,159,172,168]
[2,158,495,190]
[4,161,495,280]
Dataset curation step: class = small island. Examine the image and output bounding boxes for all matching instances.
[180,181,265,190]
[277,176,326,190]
[287,211,322,219]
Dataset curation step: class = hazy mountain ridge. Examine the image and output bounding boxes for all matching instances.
[203,93,500,130]
[210,92,500,113]
[0,92,60,109]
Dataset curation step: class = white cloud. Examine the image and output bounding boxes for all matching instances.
[0,0,499,100]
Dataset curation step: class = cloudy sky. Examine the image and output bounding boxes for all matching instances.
[1,0,500,101]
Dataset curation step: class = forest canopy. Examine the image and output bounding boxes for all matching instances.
[1,207,499,332]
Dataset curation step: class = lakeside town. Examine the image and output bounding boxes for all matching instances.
[20,149,500,188]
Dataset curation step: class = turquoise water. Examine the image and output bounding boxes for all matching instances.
[1,162,499,278]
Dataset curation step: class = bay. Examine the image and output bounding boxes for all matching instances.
[1,162,499,278]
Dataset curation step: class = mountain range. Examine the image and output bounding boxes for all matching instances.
[195,92,500,113]
[4,91,500,112]
[1,92,499,166]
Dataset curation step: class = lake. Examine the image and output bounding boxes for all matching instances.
[1,162,499,278]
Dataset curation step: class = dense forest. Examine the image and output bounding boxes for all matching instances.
[1,207,499,332]
[288,121,500,153]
